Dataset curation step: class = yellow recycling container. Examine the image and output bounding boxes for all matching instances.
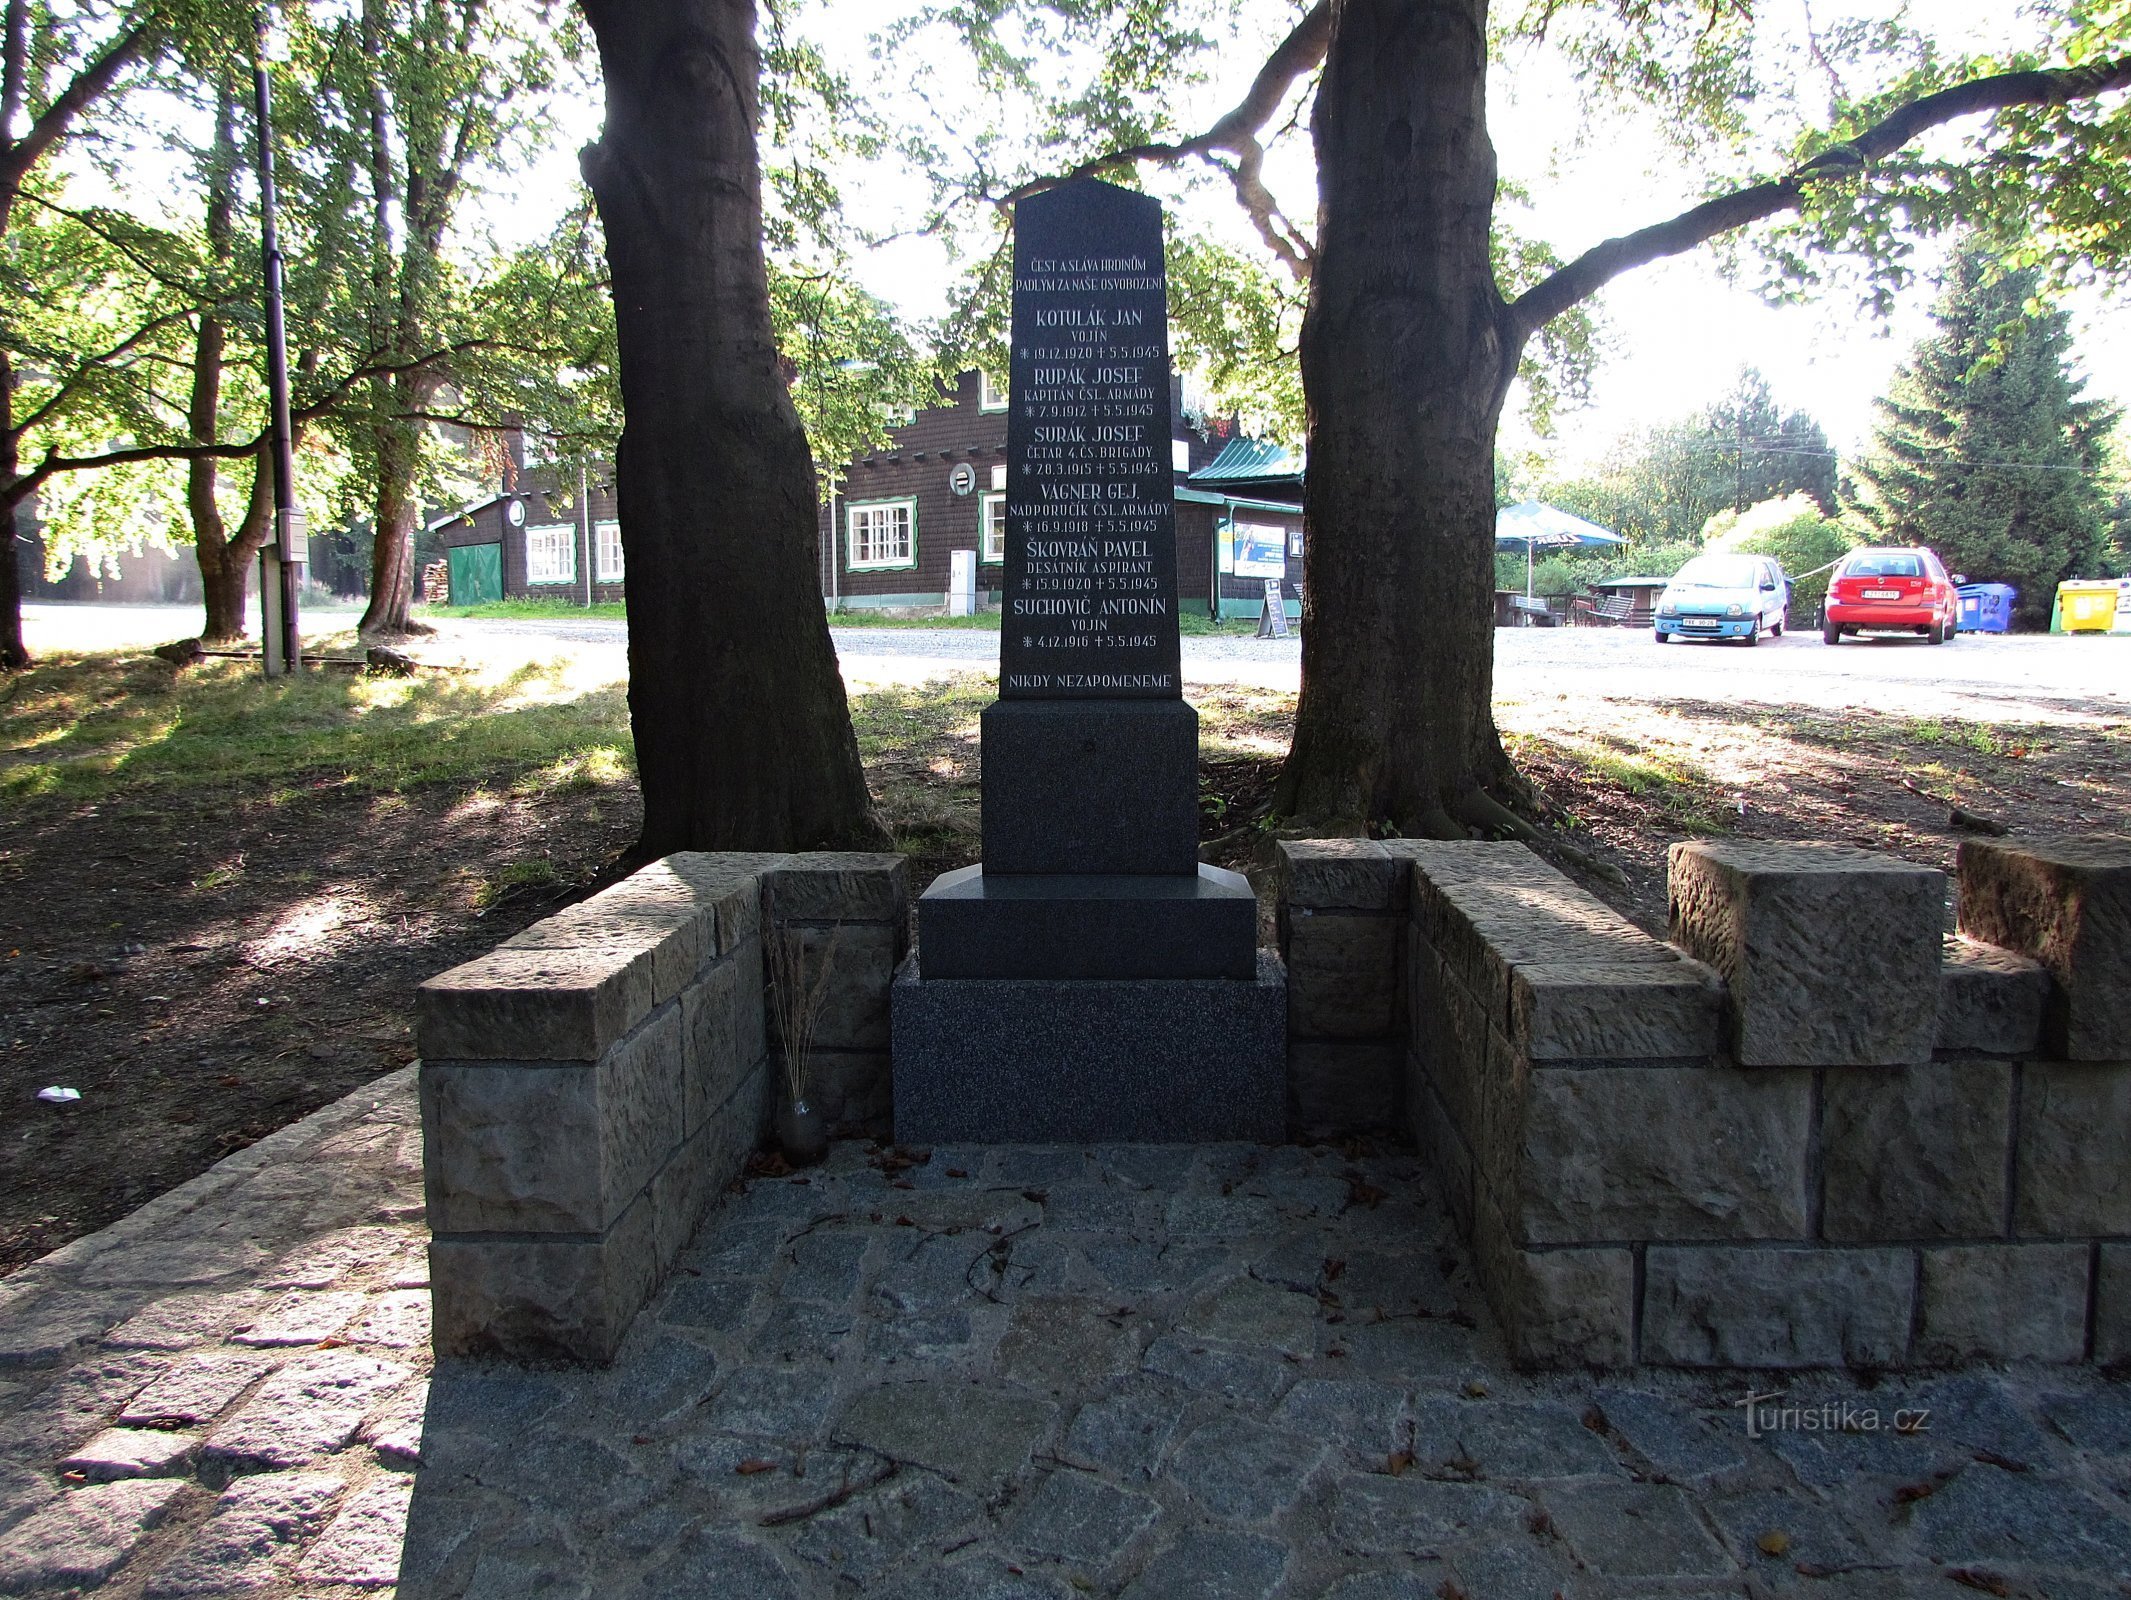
[2058,582,2121,633]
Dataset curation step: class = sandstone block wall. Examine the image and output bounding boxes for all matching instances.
[419,851,907,1362]
[1275,833,2131,1372]
[762,853,910,1136]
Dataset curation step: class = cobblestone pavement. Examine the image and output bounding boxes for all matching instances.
[3,1069,2129,1598]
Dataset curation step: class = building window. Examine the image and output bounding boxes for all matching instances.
[1288,524,1305,558]
[595,519,624,582]
[526,523,576,584]
[979,492,1006,563]
[979,371,1008,412]
[990,463,1007,490]
[1172,438,1191,471]
[848,498,917,570]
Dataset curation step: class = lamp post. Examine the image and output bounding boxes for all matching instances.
[252,4,303,676]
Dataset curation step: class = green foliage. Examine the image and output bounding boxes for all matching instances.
[1515,370,1837,547]
[1851,244,2118,625]
[1705,493,1865,617]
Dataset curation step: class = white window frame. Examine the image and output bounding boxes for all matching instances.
[594,519,624,583]
[979,371,1009,412]
[979,491,1007,564]
[847,497,917,571]
[525,522,576,585]
[1171,437,1192,471]
[1288,525,1305,559]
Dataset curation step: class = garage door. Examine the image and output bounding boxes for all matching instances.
[447,542,503,605]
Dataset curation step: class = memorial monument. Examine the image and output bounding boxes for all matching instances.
[891,178,1287,1142]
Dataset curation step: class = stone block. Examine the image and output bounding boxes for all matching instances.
[430,1188,660,1362]
[0,1479,186,1592]
[1289,1040,1401,1140]
[892,950,1287,1142]
[421,1003,683,1236]
[1668,840,1944,1067]
[1516,1065,1813,1244]
[1917,1243,2090,1365]
[415,944,654,1063]
[1284,909,1402,1039]
[1413,853,1678,1018]
[1508,959,1722,1061]
[1407,933,1516,1160]
[1473,1191,1632,1368]
[1278,838,1404,912]
[681,949,763,1138]
[915,863,1258,981]
[1409,1063,1476,1238]
[1822,1059,2012,1241]
[663,850,787,953]
[499,886,705,1010]
[772,922,897,1050]
[1937,938,2048,1055]
[980,698,1200,875]
[2015,1062,2131,1237]
[1958,834,2131,1060]
[2098,1244,2131,1367]
[1640,1247,1913,1368]
[765,851,909,927]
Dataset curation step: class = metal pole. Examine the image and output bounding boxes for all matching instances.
[253,5,302,676]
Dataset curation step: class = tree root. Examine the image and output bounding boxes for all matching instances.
[1453,786,1627,887]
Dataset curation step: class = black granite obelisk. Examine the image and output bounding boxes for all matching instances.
[891,179,1284,1142]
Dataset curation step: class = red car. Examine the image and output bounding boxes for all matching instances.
[1823,547,1960,645]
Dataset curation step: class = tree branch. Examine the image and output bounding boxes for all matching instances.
[996,1,1330,279]
[0,21,152,198]
[10,309,196,437]
[1510,52,2131,338]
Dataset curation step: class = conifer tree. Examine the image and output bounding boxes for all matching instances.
[1856,246,2115,627]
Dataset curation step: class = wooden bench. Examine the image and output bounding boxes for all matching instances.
[1508,595,1559,626]
[1570,592,1637,626]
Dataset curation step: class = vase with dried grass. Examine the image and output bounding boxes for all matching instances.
[766,911,840,1166]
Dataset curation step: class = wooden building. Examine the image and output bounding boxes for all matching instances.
[432,471,624,607]
[818,371,1305,620]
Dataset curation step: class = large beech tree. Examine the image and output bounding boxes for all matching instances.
[577,0,885,853]
[927,0,2131,837]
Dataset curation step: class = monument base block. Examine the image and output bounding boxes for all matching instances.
[917,863,1257,979]
[891,950,1287,1142]
[981,699,1200,874]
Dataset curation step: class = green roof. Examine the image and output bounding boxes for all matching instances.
[1190,436,1303,484]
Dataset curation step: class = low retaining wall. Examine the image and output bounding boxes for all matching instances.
[417,851,905,1361]
[1276,834,2131,1372]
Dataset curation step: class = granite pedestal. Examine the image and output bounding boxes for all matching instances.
[916,863,1257,980]
[892,950,1287,1142]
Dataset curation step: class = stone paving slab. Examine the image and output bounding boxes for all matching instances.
[1,1066,2128,1597]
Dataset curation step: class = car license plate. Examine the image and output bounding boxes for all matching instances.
[1862,588,1899,599]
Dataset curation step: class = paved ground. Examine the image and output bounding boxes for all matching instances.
[2,1069,2129,1598]
[22,602,2130,716]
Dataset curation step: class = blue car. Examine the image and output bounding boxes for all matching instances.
[1654,554,1790,646]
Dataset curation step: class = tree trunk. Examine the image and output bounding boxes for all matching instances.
[1,348,25,670]
[357,399,425,637]
[1274,0,1525,840]
[578,0,886,854]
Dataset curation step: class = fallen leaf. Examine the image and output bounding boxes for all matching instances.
[1756,1530,1791,1557]
[735,1458,778,1476]
[1386,1449,1416,1477]
[1463,1380,1489,1399]
[1947,1569,2015,1597]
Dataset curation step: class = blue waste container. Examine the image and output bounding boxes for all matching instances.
[1956,583,2016,633]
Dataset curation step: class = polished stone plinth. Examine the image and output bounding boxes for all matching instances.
[915,862,1257,981]
[890,949,1286,1142]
